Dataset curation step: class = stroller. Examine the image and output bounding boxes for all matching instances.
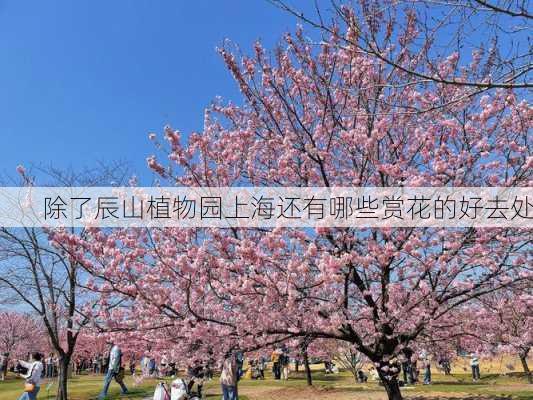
[170,377,201,400]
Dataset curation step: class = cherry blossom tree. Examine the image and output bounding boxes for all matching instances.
[272,0,532,92]
[467,288,533,383]
[61,11,532,400]
[0,164,128,400]
[331,340,366,383]
[0,311,45,362]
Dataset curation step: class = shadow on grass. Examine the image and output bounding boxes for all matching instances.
[201,394,249,400]
[408,397,514,400]
[333,386,372,393]
[288,371,346,382]
[87,387,154,400]
[424,380,488,386]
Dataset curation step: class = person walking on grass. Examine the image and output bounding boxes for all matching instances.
[271,348,281,380]
[280,352,290,380]
[0,352,8,381]
[220,351,238,400]
[129,356,136,376]
[258,356,266,380]
[423,354,431,385]
[98,342,128,400]
[17,352,43,400]
[471,354,481,382]
[44,353,53,379]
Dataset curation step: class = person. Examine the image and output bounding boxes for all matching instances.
[438,356,451,375]
[17,352,43,400]
[44,353,53,378]
[235,351,244,381]
[220,352,238,400]
[160,355,168,377]
[368,366,379,381]
[96,354,103,374]
[0,352,8,381]
[399,349,413,385]
[280,352,290,380]
[187,363,206,398]
[74,357,81,375]
[143,356,151,377]
[248,360,259,380]
[258,357,266,380]
[324,360,329,374]
[423,355,431,385]
[102,352,109,375]
[52,355,59,377]
[206,358,214,380]
[98,343,128,400]
[129,357,136,376]
[140,356,148,377]
[411,353,419,383]
[471,354,480,382]
[271,349,281,379]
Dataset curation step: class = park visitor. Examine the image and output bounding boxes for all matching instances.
[98,343,128,400]
[160,354,168,377]
[471,354,481,382]
[324,360,330,374]
[399,351,409,384]
[44,353,54,378]
[399,347,415,384]
[368,366,379,381]
[438,356,452,375]
[280,351,290,380]
[0,352,8,381]
[93,354,102,374]
[149,357,157,376]
[248,359,261,380]
[258,357,266,379]
[52,355,59,377]
[235,350,244,381]
[102,351,110,374]
[411,354,420,383]
[423,355,432,385]
[220,352,238,400]
[129,356,136,376]
[140,355,149,377]
[271,348,281,379]
[187,362,206,398]
[17,352,43,400]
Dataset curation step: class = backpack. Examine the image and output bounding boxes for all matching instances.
[153,382,170,400]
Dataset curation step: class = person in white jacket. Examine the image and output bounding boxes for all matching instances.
[17,352,43,400]
[98,343,128,400]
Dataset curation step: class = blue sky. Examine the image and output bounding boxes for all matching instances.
[0,0,315,184]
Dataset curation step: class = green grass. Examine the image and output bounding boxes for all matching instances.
[0,374,151,400]
[0,370,530,400]
[400,372,533,398]
[0,373,251,400]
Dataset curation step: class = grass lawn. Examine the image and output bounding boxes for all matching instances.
[0,370,531,400]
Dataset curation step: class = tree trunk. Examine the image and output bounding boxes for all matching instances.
[520,355,532,384]
[303,350,312,386]
[57,356,70,400]
[381,377,403,400]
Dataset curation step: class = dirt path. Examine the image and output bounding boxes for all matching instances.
[230,385,530,400]
[237,385,388,400]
